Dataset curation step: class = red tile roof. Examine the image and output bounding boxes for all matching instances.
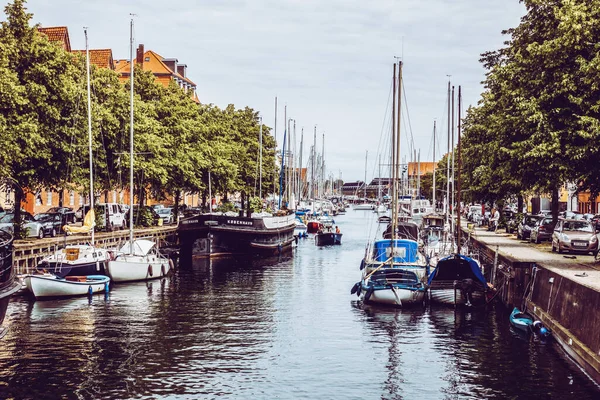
[37,26,71,52]
[72,49,114,70]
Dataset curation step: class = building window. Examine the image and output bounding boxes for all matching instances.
[46,191,52,206]
[69,191,75,206]
[35,192,42,206]
[112,191,117,203]
[144,57,150,62]
[80,194,84,205]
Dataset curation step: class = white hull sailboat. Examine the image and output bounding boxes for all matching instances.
[24,274,110,299]
[106,20,171,283]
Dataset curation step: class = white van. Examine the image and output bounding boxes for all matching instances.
[96,203,127,231]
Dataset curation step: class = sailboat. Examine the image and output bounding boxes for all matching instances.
[353,151,375,210]
[351,61,427,307]
[105,20,171,282]
[427,86,488,306]
[0,229,20,337]
[25,29,111,298]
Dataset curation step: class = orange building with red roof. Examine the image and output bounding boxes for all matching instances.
[114,44,199,102]
[71,49,115,70]
[37,26,71,51]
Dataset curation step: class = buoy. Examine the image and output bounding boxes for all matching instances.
[104,282,109,293]
[364,286,374,302]
[350,282,360,295]
[88,285,93,296]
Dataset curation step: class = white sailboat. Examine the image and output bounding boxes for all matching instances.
[353,151,375,210]
[105,19,171,283]
[26,28,112,298]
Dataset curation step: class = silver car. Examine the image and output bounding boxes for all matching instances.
[0,212,45,239]
[551,219,598,256]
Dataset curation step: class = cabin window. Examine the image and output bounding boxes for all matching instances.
[386,246,406,259]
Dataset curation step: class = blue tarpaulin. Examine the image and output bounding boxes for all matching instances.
[372,239,419,263]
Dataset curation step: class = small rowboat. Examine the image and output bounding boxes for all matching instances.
[24,274,110,299]
[509,307,533,332]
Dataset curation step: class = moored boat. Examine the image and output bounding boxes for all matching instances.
[427,254,487,306]
[23,274,110,299]
[0,230,19,338]
[179,212,296,257]
[353,268,426,307]
[509,307,533,332]
[106,239,172,282]
[37,245,110,278]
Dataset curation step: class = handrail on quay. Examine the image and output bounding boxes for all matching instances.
[12,226,178,275]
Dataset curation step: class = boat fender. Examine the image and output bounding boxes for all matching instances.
[356,284,361,297]
[364,286,374,302]
[161,264,166,277]
[359,259,365,270]
[147,265,153,277]
[88,285,93,296]
[168,258,175,272]
[350,282,360,295]
[104,282,109,293]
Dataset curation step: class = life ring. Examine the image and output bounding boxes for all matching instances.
[161,264,166,277]
[147,264,153,277]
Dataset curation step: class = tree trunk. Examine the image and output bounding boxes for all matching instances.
[58,189,64,208]
[174,191,181,225]
[246,193,251,217]
[517,194,524,214]
[201,191,207,212]
[551,187,559,224]
[14,189,23,238]
[240,191,245,217]
[104,190,109,203]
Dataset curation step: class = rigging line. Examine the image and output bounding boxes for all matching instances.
[400,76,416,158]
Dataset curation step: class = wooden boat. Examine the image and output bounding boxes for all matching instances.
[363,239,428,281]
[427,254,487,306]
[315,232,342,246]
[179,212,296,257]
[106,239,173,282]
[37,245,111,278]
[23,274,110,299]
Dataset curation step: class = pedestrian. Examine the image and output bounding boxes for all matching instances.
[489,207,500,232]
[335,226,340,234]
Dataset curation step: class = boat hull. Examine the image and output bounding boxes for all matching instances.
[24,275,110,299]
[315,233,342,246]
[179,213,295,257]
[361,283,426,307]
[106,256,171,282]
[428,285,486,306]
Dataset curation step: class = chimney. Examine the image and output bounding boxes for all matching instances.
[136,44,145,66]
[177,64,187,78]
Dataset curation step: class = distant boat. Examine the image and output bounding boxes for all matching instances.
[315,231,342,246]
[294,217,308,238]
[23,274,110,299]
[427,254,487,306]
[353,202,374,210]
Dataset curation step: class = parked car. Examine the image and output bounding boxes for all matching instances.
[592,214,600,231]
[516,214,543,240]
[467,205,482,222]
[156,207,178,225]
[503,209,517,233]
[551,219,598,256]
[125,205,161,227]
[34,212,65,237]
[45,207,77,224]
[95,203,127,231]
[529,217,555,244]
[0,212,45,238]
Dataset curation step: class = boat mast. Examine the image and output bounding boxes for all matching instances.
[322,132,325,198]
[394,61,403,239]
[457,86,462,251]
[451,85,455,240]
[278,105,287,209]
[292,120,296,207]
[363,151,368,201]
[273,96,277,205]
[391,62,397,239]
[312,125,316,200]
[84,28,94,245]
[128,18,134,254]
[298,127,303,201]
[446,80,450,226]
[259,116,263,199]
[432,120,436,211]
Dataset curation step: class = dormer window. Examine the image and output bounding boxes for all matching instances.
[144,57,150,62]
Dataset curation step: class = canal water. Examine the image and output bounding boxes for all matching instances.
[1,210,599,399]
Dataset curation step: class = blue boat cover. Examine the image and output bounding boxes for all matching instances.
[427,254,486,285]
[372,239,418,263]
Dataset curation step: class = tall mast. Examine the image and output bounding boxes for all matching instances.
[417,149,421,199]
[84,28,94,245]
[363,151,368,200]
[259,116,263,199]
[273,97,277,204]
[394,61,403,237]
[321,132,325,197]
[128,18,134,253]
[378,155,382,201]
[457,86,462,251]
[432,120,436,210]
[446,80,451,225]
[298,128,303,201]
[292,120,296,207]
[312,125,316,199]
[451,85,456,244]
[391,62,397,239]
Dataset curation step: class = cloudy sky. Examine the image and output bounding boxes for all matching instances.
[22,0,525,182]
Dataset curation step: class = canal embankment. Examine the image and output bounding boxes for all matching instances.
[463,222,600,383]
[12,226,178,275]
